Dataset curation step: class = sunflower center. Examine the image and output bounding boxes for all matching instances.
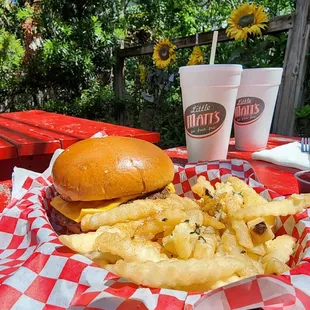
[237,14,255,28]
[158,45,170,60]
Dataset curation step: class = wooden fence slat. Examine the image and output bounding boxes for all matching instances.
[272,0,310,135]
[113,50,126,123]
[118,14,294,58]
[113,50,125,98]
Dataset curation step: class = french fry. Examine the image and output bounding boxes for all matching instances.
[201,196,217,212]
[179,196,203,211]
[232,220,254,249]
[264,257,290,275]
[231,194,310,221]
[192,176,215,198]
[134,208,203,240]
[163,194,201,211]
[191,234,217,259]
[247,217,275,244]
[245,244,266,256]
[173,282,213,292]
[262,235,296,264]
[172,222,199,259]
[95,231,167,262]
[97,220,143,237]
[84,251,121,264]
[221,231,244,255]
[226,196,242,216]
[227,176,267,207]
[134,217,163,240]
[265,235,296,254]
[203,213,225,230]
[208,274,243,290]
[252,259,264,274]
[59,232,103,253]
[247,252,261,261]
[214,182,235,197]
[82,194,202,232]
[234,253,263,277]
[162,234,178,256]
[92,258,109,268]
[106,256,245,289]
[185,209,204,226]
[81,199,163,231]
[175,274,244,292]
[264,216,276,228]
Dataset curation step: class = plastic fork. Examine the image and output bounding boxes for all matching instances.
[301,137,310,153]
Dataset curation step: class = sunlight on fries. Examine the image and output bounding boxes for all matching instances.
[58,176,310,292]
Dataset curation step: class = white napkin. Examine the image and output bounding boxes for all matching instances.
[252,141,310,170]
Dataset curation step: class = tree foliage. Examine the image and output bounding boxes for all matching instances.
[1,0,305,147]
[0,1,24,92]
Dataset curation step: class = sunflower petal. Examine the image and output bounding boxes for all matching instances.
[153,39,177,69]
[226,3,269,40]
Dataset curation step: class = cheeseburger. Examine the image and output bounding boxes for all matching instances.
[50,136,175,233]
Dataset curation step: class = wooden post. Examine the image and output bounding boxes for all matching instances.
[113,49,125,124]
[113,49,125,99]
[272,0,310,135]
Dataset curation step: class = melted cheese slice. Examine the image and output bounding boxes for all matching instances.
[51,195,139,223]
[166,182,175,194]
[51,183,175,223]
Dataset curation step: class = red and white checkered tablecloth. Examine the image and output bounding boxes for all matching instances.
[0,137,309,309]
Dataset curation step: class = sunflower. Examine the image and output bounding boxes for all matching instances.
[188,46,204,66]
[226,3,269,40]
[153,39,176,69]
[138,64,147,85]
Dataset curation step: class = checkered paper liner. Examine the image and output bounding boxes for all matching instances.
[0,153,310,308]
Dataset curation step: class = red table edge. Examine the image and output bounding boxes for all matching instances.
[0,134,302,212]
[0,110,161,159]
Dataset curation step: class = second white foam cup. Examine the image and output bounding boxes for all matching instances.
[234,68,283,151]
[179,64,243,162]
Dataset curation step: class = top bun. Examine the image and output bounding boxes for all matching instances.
[52,136,175,201]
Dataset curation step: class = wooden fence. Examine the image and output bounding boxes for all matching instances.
[113,0,310,136]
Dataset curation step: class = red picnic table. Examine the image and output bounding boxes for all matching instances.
[0,110,160,181]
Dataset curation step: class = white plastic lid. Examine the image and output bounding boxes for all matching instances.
[240,68,283,86]
[179,64,243,87]
[179,64,243,73]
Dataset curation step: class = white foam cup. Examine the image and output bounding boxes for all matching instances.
[234,68,283,151]
[179,64,243,162]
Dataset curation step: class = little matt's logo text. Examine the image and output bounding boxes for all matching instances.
[234,97,265,125]
[184,102,226,138]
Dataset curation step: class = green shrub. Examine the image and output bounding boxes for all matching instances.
[295,105,310,137]
[0,28,24,92]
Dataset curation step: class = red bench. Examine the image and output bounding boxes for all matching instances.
[0,110,160,181]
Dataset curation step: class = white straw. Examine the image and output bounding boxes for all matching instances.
[209,31,218,65]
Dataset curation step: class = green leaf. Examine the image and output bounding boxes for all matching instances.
[265,35,280,42]
[295,105,310,119]
[114,28,126,40]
